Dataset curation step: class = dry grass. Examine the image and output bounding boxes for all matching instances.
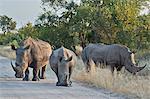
[0,45,16,59]
[73,59,150,99]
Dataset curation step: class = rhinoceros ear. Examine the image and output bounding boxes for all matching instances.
[11,45,17,50]
[66,56,73,62]
[132,50,137,54]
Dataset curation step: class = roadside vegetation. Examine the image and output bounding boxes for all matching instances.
[0,0,150,98]
[0,45,15,59]
[73,59,150,99]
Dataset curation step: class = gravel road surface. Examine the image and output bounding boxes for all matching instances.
[0,56,131,99]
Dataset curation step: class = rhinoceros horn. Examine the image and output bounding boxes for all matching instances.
[125,64,146,74]
[135,64,146,72]
[11,61,17,71]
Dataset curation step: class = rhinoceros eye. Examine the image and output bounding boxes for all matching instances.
[21,52,26,57]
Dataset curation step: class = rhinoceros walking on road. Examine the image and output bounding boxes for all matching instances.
[81,44,146,74]
[49,46,77,86]
[11,37,52,81]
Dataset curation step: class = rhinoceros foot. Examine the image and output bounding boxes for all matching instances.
[23,77,29,81]
[40,76,46,79]
[32,77,40,81]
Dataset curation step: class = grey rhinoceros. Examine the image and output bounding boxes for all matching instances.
[11,37,52,81]
[49,46,77,87]
[81,43,146,74]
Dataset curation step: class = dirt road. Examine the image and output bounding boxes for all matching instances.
[0,56,130,99]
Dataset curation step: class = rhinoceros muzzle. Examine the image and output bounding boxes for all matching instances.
[56,82,68,86]
[11,61,24,78]
[56,75,72,87]
[56,81,72,87]
[126,63,147,74]
[15,73,23,78]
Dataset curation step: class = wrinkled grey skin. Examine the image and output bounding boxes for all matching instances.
[49,47,77,87]
[81,43,146,74]
[11,37,52,81]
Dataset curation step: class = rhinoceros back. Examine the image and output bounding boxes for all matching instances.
[21,37,52,67]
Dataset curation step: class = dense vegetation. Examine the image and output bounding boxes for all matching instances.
[0,0,150,50]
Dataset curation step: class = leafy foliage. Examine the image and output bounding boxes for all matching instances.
[0,15,16,35]
[37,0,150,49]
[0,0,149,50]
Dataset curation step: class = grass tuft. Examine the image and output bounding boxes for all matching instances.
[73,59,150,99]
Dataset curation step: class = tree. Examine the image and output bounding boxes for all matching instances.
[0,15,16,35]
[35,0,79,48]
[37,0,150,49]
[18,22,38,39]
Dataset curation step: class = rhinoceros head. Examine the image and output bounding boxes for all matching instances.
[11,45,30,78]
[124,50,146,74]
[56,56,73,87]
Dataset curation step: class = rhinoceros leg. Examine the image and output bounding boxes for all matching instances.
[23,68,29,81]
[68,67,73,86]
[85,60,91,72]
[86,65,90,72]
[32,64,40,81]
[116,66,123,74]
[109,64,115,75]
[38,69,41,78]
[40,65,46,79]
